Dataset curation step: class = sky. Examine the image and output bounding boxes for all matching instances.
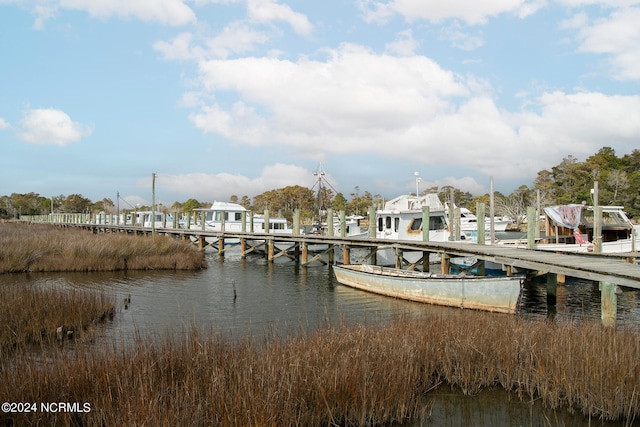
[1,0,639,209]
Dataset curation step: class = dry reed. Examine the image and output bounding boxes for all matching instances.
[0,283,116,356]
[0,223,205,273]
[1,312,639,426]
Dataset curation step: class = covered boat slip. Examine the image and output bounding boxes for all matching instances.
[333,264,523,314]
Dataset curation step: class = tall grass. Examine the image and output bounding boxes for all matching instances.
[1,312,639,426]
[0,283,116,356]
[0,223,205,273]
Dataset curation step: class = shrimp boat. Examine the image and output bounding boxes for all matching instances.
[333,264,523,314]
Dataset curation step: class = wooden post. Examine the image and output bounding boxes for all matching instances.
[201,211,205,231]
[422,206,430,242]
[594,206,603,254]
[293,209,300,236]
[264,209,270,233]
[241,210,247,232]
[527,206,537,249]
[454,207,461,241]
[241,238,247,258]
[600,281,617,327]
[198,236,205,251]
[422,206,430,272]
[440,253,450,274]
[249,211,254,233]
[476,203,485,245]
[369,206,376,239]
[546,273,558,306]
[219,237,225,259]
[301,242,308,266]
[343,245,350,265]
[327,208,334,236]
[340,210,346,237]
[268,239,274,262]
[395,248,402,269]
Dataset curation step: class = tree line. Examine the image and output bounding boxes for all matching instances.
[2,147,638,222]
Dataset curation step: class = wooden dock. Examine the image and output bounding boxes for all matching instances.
[19,218,640,325]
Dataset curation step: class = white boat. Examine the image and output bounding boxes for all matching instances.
[502,204,639,253]
[184,201,291,234]
[333,264,523,314]
[132,211,174,228]
[458,206,511,232]
[374,194,470,265]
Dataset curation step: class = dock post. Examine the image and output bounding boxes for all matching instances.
[440,253,450,274]
[340,210,346,237]
[422,206,430,271]
[327,208,334,236]
[476,203,485,245]
[546,273,558,306]
[527,206,537,249]
[301,242,308,266]
[600,281,617,327]
[293,209,301,262]
[240,238,247,258]
[264,209,270,234]
[249,211,254,233]
[219,237,225,259]
[368,206,376,239]
[198,235,205,251]
[241,211,246,232]
[268,238,275,262]
[395,248,403,269]
[454,207,461,241]
[343,245,350,265]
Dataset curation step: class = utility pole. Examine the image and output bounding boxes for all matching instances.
[151,173,156,234]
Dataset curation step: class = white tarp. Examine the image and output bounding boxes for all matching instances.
[543,205,584,230]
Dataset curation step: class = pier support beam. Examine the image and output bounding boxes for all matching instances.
[546,273,558,306]
[600,282,617,327]
[440,254,450,274]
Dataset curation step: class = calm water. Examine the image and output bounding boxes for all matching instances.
[3,248,638,426]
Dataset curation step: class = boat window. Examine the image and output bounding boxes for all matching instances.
[378,217,383,232]
[394,217,400,232]
[235,212,243,221]
[206,212,214,221]
[385,216,391,229]
[430,216,446,230]
[410,218,422,231]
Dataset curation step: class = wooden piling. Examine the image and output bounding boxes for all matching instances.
[600,281,617,327]
[527,206,537,249]
[546,273,558,306]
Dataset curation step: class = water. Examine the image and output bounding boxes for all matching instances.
[3,248,639,426]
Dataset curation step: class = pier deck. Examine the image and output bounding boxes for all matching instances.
[57,222,640,290]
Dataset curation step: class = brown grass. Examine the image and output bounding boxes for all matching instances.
[0,223,205,273]
[1,312,639,426]
[0,283,117,356]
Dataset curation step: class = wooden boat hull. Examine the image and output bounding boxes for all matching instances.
[333,264,522,314]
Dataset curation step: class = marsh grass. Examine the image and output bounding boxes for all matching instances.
[1,312,639,426]
[0,223,205,273]
[0,283,116,356]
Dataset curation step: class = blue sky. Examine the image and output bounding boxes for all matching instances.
[1,0,639,208]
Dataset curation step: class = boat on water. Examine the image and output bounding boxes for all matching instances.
[333,264,523,314]
[458,206,512,233]
[374,194,471,266]
[501,204,639,253]
[183,201,291,234]
[132,211,174,228]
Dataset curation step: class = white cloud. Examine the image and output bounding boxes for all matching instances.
[573,7,640,80]
[247,0,313,36]
[149,163,314,201]
[361,0,542,25]
[28,0,198,26]
[385,29,419,56]
[18,108,92,146]
[0,117,10,130]
[181,42,640,183]
[438,21,484,50]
